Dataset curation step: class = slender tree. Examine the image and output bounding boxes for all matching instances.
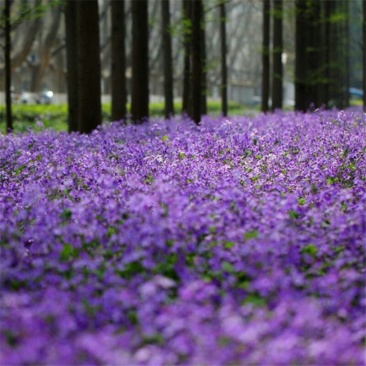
[161,0,174,118]
[342,0,350,108]
[111,0,127,122]
[131,0,149,123]
[220,0,228,116]
[65,0,78,132]
[77,0,101,133]
[200,0,207,116]
[295,0,320,111]
[190,0,202,124]
[261,0,270,113]
[363,0,366,111]
[182,0,192,115]
[30,7,61,93]
[4,0,13,133]
[11,0,43,71]
[271,0,283,110]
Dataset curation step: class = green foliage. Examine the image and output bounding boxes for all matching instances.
[59,244,78,262]
[301,244,318,257]
[244,230,259,240]
[288,210,300,220]
[0,100,248,133]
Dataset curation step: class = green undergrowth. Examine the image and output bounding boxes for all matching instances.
[0,100,251,133]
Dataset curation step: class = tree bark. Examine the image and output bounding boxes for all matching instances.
[220,0,228,116]
[111,0,127,122]
[190,0,202,124]
[295,0,320,112]
[182,0,192,115]
[295,0,307,111]
[363,0,366,113]
[4,0,13,133]
[342,0,350,108]
[261,0,270,113]
[161,0,174,118]
[200,0,207,116]
[77,0,101,133]
[65,0,78,132]
[271,0,283,110]
[131,0,149,123]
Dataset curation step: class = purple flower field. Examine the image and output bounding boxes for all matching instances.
[0,111,365,365]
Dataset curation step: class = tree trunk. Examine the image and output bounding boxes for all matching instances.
[161,0,174,118]
[271,0,283,110]
[190,0,202,124]
[4,0,13,133]
[261,0,270,113]
[30,7,61,93]
[131,0,149,124]
[77,0,101,133]
[342,0,350,108]
[111,0,127,122]
[317,1,328,108]
[200,0,207,116]
[220,0,228,116]
[364,0,366,112]
[295,0,306,111]
[295,0,320,112]
[182,0,192,115]
[65,0,78,132]
[11,0,43,70]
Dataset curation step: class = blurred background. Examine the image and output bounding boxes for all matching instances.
[0,0,364,110]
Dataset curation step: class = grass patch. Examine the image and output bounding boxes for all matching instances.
[0,100,252,133]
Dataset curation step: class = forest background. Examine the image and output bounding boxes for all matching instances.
[0,0,365,133]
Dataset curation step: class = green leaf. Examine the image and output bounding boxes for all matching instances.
[59,244,78,262]
[107,226,116,238]
[288,210,300,219]
[244,230,258,240]
[60,208,72,220]
[4,330,18,347]
[221,261,234,273]
[15,164,26,176]
[242,294,266,306]
[301,244,318,257]
[298,197,306,206]
[223,241,235,249]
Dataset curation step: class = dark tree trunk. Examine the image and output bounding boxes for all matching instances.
[190,0,202,124]
[261,0,270,113]
[111,0,127,122]
[295,0,307,111]
[220,0,228,116]
[271,0,283,110]
[182,0,192,115]
[295,0,320,112]
[328,0,349,109]
[77,0,101,133]
[131,0,149,123]
[65,0,78,132]
[342,0,350,108]
[317,2,329,108]
[162,0,174,118]
[200,0,207,116]
[364,0,366,112]
[4,0,13,133]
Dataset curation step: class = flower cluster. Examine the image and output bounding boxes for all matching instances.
[1,111,365,365]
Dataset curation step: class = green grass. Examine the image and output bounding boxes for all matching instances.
[0,100,252,134]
